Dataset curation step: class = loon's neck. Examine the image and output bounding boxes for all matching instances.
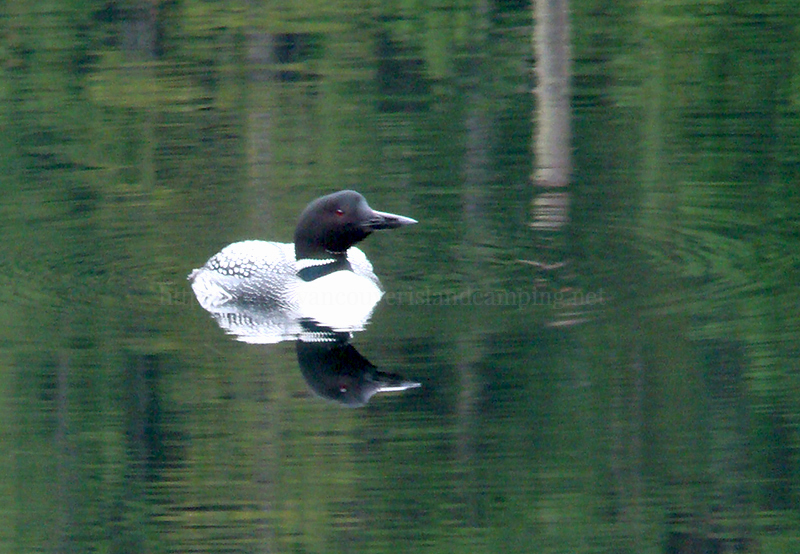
[294,239,349,260]
[296,254,353,282]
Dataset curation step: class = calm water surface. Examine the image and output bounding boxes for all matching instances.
[2,2,799,553]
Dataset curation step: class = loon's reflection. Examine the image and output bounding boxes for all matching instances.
[191,298,419,407]
[296,323,420,407]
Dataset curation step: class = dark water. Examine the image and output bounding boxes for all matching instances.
[2,2,799,553]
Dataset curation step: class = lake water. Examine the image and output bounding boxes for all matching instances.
[2,2,799,553]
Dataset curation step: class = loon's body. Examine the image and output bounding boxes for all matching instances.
[189,240,377,307]
[188,190,416,341]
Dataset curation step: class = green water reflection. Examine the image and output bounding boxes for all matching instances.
[2,1,800,553]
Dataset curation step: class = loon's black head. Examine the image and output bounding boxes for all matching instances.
[293,190,417,259]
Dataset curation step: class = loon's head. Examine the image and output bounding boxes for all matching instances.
[293,190,417,259]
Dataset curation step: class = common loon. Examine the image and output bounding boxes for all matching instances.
[189,190,416,340]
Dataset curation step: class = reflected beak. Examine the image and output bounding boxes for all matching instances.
[371,370,422,392]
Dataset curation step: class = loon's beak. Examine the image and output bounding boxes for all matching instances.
[364,210,418,230]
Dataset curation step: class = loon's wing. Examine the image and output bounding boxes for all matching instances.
[189,241,296,308]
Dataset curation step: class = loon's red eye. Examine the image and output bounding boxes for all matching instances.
[335,209,345,216]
